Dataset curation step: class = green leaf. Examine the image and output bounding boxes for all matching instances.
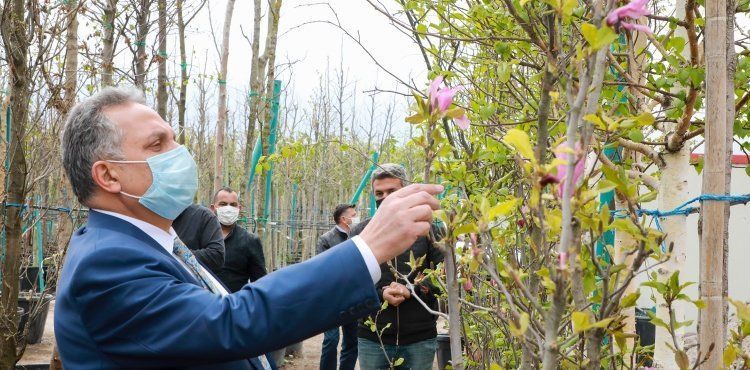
[724,344,738,368]
[405,113,425,124]
[581,23,619,51]
[590,317,615,329]
[487,198,519,220]
[635,112,656,126]
[693,299,706,309]
[509,312,530,337]
[503,129,536,162]
[490,364,502,370]
[730,299,750,321]
[393,358,404,366]
[620,291,641,308]
[628,129,644,143]
[572,311,591,333]
[675,349,689,370]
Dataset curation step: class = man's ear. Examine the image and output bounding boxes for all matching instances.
[210,204,217,212]
[91,161,122,195]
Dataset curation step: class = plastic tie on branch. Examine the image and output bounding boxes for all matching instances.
[133,41,146,47]
[217,79,227,85]
[612,194,750,219]
[103,22,114,29]
[158,51,168,58]
[180,61,188,70]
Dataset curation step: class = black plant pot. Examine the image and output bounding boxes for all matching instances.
[19,266,49,293]
[436,334,451,370]
[17,292,53,344]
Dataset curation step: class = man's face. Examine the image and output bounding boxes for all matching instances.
[372,177,404,202]
[211,190,240,213]
[104,102,178,202]
[341,207,357,225]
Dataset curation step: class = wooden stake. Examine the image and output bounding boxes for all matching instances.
[698,0,734,368]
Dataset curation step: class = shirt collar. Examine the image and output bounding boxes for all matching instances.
[335,225,349,235]
[93,209,177,254]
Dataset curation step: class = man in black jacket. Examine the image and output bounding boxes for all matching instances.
[318,204,360,370]
[351,164,443,370]
[210,187,267,292]
[172,204,225,273]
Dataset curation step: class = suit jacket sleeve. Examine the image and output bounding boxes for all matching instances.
[190,209,226,272]
[73,239,379,367]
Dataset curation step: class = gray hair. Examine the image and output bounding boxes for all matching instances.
[371,163,408,187]
[61,86,146,204]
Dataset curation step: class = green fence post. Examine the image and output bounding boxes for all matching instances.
[350,152,379,205]
[262,80,282,223]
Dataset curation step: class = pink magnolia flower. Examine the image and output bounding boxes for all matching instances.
[555,142,585,197]
[559,252,568,270]
[428,76,471,130]
[463,279,473,292]
[606,0,652,34]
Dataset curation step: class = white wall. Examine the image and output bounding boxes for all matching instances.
[636,164,750,328]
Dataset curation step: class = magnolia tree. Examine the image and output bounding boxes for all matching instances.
[367,0,750,368]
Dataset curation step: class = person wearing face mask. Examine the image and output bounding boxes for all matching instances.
[210,186,267,293]
[316,204,359,370]
[54,87,444,370]
[350,164,445,370]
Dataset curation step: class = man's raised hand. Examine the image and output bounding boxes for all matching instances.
[359,184,443,264]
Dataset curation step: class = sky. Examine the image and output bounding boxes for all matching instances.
[180,0,428,138]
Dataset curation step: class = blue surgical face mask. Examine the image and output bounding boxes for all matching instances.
[108,145,198,220]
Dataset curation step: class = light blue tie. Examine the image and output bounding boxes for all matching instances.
[173,238,272,370]
[172,237,224,293]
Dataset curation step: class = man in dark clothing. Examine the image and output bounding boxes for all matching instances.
[351,164,443,370]
[210,187,267,293]
[318,204,360,370]
[172,204,225,273]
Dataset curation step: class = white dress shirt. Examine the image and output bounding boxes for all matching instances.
[92,209,381,283]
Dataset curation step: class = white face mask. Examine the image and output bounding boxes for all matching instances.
[349,216,361,226]
[216,205,240,226]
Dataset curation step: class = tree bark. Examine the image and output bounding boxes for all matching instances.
[213,0,236,194]
[133,0,151,89]
[0,0,32,366]
[156,0,168,117]
[256,0,283,236]
[243,0,262,207]
[176,0,187,144]
[101,0,118,87]
[63,0,79,114]
[698,0,734,368]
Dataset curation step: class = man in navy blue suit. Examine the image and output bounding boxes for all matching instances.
[55,87,443,369]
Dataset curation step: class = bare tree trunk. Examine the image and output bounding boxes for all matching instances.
[176,0,187,144]
[156,0,167,117]
[243,0,262,207]
[133,0,151,89]
[698,0,735,368]
[0,0,32,366]
[256,0,283,236]
[213,0,236,194]
[63,0,79,114]
[101,0,118,87]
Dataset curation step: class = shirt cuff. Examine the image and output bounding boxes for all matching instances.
[351,235,381,283]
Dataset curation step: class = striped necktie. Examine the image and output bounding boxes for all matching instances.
[172,237,225,294]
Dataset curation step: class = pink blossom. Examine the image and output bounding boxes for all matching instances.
[427,76,471,130]
[559,252,568,270]
[555,142,585,197]
[621,22,652,34]
[606,0,652,34]
[455,114,471,130]
[463,280,473,292]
